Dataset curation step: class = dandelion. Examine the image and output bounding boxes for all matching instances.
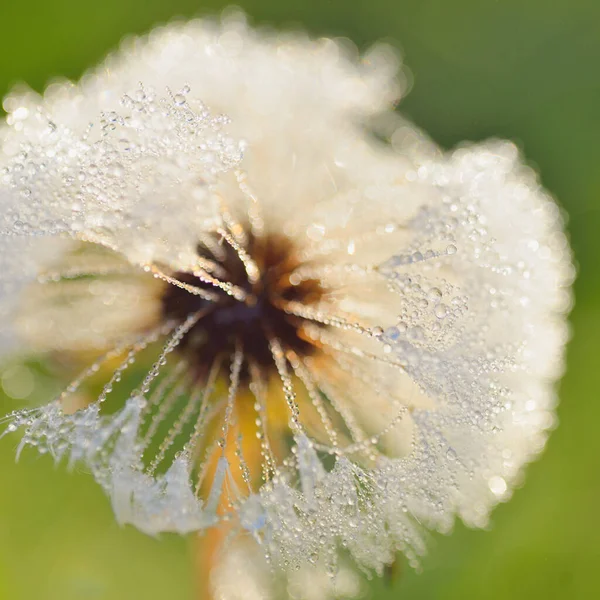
[0,11,573,599]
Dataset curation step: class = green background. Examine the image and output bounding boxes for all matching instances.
[1,1,598,598]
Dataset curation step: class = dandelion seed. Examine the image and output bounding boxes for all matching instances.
[0,10,574,599]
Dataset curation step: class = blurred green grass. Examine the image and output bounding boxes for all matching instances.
[1,0,598,598]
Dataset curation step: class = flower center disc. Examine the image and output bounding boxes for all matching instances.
[161,232,324,381]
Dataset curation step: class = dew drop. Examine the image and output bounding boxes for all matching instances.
[428,287,442,303]
[384,326,400,341]
[488,476,507,497]
[434,304,448,319]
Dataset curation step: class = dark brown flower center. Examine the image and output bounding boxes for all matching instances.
[161,231,324,381]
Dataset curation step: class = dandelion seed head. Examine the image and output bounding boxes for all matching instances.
[0,12,574,595]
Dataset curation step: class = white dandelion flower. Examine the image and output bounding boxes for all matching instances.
[0,10,573,597]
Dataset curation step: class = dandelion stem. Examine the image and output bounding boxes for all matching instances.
[216,227,260,285]
[146,265,219,301]
[138,308,210,398]
[188,354,224,462]
[277,299,377,337]
[219,343,244,455]
[304,361,369,447]
[140,358,188,424]
[141,376,191,458]
[266,331,302,433]
[288,350,339,449]
[308,326,407,371]
[248,360,278,482]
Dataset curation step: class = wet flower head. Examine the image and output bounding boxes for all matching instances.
[0,11,574,596]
